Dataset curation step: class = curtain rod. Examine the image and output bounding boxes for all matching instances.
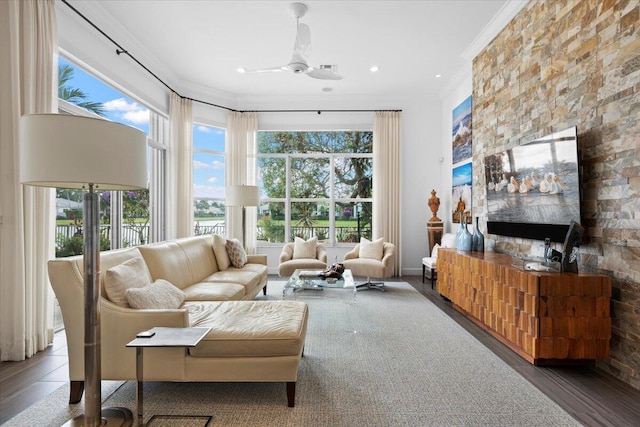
[61,0,402,115]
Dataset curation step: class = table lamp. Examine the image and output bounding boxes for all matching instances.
[20,114,148,426]
[225,185,259,248]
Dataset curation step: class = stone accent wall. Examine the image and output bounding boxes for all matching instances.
[472,0,639,389]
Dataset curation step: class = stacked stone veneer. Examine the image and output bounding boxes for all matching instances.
[472,0,639,389]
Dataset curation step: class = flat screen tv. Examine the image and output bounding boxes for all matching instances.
[484,126,580,242]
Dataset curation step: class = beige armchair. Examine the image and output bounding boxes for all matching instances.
[278,240,328,277]
[342,240,396,291]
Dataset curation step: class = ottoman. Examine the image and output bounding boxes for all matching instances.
[183,300,309,406]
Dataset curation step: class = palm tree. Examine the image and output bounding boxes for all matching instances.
[58,64,105,116]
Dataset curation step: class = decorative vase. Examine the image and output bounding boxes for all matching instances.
[472,216,485,252]
[427,189,441,222]
[455,211,464,241]
[457,215,472,251]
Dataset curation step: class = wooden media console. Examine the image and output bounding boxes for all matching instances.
[437,249,611,364]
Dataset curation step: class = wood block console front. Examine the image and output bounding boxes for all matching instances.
[437,249,611,364]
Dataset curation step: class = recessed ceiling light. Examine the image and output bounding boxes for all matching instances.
[370,66,380,73]
[322,87,333,92]
[435,73,442,78]
[237,67,246,73]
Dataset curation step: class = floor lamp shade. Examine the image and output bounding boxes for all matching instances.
[225,185,260,207]
[226,186,259,249]
[20,114,148,190]
[19,113,147,427]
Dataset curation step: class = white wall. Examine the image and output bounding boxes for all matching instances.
[438,68,473,235]
[56,2,446,277]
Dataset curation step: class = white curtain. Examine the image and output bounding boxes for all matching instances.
[372,111,401,275]
[0,0,56,361]
[168,93,193,239]
[226,112,258,254]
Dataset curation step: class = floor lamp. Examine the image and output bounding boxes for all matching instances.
[225,185,259,249]
[20,114,148,427]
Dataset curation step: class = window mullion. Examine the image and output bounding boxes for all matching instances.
[110,191,123,249]
[285,155,291,242]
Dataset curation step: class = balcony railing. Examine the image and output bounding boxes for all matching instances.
[55,222,371,253]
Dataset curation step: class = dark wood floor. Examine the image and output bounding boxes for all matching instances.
[2,275,639,426]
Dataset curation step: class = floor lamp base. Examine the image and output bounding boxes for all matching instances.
[62,407,133,426]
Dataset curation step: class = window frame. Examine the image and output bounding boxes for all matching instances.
[256,130,373,247]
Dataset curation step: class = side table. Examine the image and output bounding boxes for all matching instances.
[126,327,211,426]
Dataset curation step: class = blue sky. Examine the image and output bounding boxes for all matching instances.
[452,161,472,187]
[60,57,226,200]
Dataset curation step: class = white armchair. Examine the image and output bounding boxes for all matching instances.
[278,237,328,277]
[342,239,395,291]
[422,232,456,288]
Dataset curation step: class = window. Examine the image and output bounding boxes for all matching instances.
[257,131,373,244]
[193,123,226,236]
[56,56,166,256]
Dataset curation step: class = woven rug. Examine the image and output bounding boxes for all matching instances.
[4,281,579,426]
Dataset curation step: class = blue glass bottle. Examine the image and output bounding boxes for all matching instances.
[457,215,472,251]
[472,216,485,252]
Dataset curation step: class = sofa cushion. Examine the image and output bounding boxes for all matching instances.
[293,236,317,259]
[359,237,384,260]
[203,268,263,290]
[213,234,231,270]
[278,258,327,277]
[182,282,246,301]
[226,238,247,268]
[139,235,218,290]
[125,279,185,309]
[104,257,151,307]
[186,300,308,357]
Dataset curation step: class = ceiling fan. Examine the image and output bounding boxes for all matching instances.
[241,2,343,80]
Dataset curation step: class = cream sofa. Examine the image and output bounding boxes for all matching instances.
[48,235,309,407]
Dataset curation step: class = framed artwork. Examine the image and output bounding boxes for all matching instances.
[452,161,472,223]
[452,95,472,164]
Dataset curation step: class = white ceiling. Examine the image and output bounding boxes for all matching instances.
[74,1,522,102]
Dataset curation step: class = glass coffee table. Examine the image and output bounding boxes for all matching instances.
[283,269,356,301]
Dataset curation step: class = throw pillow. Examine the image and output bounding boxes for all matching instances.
[359,237,384,260]
[292,236,317,259]
[226,238,247,268]
[213,234,231,270]
[104,257,151,307]
[431,243,440,258]
[125,279,185,309]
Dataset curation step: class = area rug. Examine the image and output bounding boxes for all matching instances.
[4,281,579,426]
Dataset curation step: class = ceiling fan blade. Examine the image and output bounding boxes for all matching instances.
[306,68,343,80]
[243,66,288,73]
[293,23,311,56]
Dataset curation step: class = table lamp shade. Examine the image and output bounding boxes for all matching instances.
[20,114,148,190]
[226,185,260,207]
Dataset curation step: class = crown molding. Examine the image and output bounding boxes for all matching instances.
[461,0,528,62]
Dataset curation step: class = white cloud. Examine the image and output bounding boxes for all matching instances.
[197,125,211,133]
[103,98,139,111]
[211,160,224,169]
[193,160,210,169]
[193,184,224,199]
[123,109,149,124]
[207,177,218,183]
[103,98,149,125]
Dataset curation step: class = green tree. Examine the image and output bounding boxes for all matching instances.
[123,190,149,245]
[258,131,373,240]
[58,64,106,116]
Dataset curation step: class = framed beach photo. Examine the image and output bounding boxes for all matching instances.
[452,95,472,164]
[452,161,472,223]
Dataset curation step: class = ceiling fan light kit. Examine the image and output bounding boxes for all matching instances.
[242,2,343,81]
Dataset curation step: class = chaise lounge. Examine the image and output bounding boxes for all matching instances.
[48,234,309,407]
